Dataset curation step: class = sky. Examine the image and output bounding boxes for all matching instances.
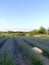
[0,0,49,31]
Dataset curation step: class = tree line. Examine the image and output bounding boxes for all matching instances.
[0,26,49,36]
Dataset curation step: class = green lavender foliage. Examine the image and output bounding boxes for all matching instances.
[0,49,17,65]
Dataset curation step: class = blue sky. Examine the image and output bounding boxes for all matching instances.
[0,0,49,31]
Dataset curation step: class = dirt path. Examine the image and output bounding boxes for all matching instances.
[13,37,30,65]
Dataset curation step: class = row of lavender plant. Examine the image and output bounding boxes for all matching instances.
[20,36,49,58]
[0,37,17,65]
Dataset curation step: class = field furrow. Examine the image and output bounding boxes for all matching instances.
[0,36,49,65]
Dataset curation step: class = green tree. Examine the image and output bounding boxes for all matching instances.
[29,29,38,35]
[38,26,46,34]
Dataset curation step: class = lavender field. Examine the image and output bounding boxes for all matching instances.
[0,36,49,65]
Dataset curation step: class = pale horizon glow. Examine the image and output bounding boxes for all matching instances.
[0,0,49,31]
